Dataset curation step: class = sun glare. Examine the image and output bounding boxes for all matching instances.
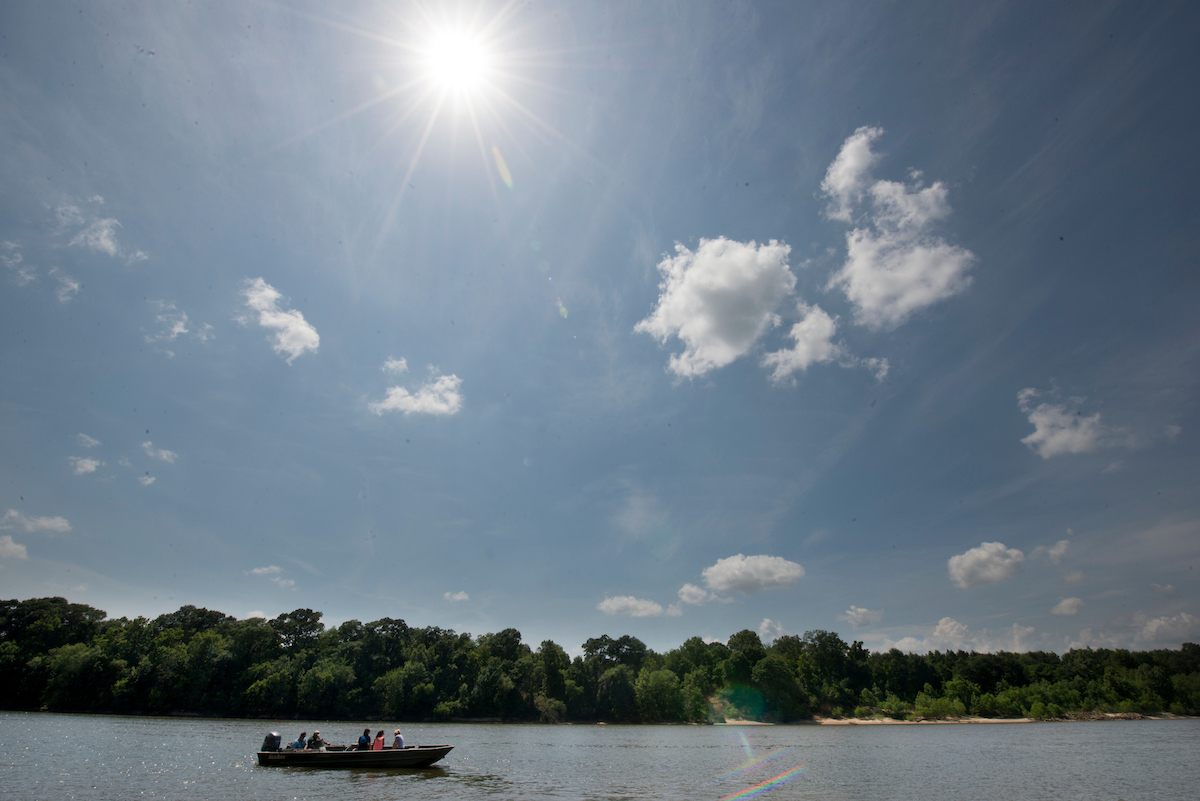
[422,29,494,95]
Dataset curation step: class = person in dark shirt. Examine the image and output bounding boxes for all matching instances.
[357,728,372,750]
[307,731,328,750]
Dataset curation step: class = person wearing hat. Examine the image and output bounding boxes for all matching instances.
[392,729,405,749]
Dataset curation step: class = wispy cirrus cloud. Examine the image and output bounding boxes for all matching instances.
[142,440,178,464]
[145,300,213,356]
[241,277,320,364]
[68,456,103,475]
[823,126,974,330]
[56,196,148,264]
[247,564,296,589]
[1,508,72,534]
[443,590,470,602]
[2,240,37,285]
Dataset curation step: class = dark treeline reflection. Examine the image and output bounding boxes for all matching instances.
[3,598,1198,722]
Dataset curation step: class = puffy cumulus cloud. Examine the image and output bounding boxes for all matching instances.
[57,197,148,264]
[701,553,805,593]
[821,126,884,222]
[369,372,463,416]
[0,535,28,559]
[1137,612,1200,645]
[1032,538,1071,564]
[1051,597,1083,616]
[947,541,1024,589]
[841,605,882,627]
[761,303,840,382]
[635,237,795,378]
[1017,388,1107,458]
[142,440,178,464]
[762,303,890,384]
[68,456,103,475]
[597,595,664,618]
[241,277,320,364]
[759,618,786,642]
[443,591,470,602]
[678,583,713,605]
[888,617,1037,654]
[1,509,72,534]
[382,356,409,375]
[823,127,974,330]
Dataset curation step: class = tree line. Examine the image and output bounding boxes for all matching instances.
[2,597,1197,722]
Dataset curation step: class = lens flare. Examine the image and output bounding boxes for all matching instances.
[492,145,513,189]
[719,763,808,801]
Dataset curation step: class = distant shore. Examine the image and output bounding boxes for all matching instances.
[813,712,1192,726]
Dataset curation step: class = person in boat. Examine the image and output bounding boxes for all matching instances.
[289,731,307,750]
[357,728,372,751]
[372,730,386,750]
[392,729,405,749]
[307,731,329,750]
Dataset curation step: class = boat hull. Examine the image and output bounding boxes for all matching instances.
[256,744,453,769]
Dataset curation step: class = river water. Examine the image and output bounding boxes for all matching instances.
[1,712,1196,800]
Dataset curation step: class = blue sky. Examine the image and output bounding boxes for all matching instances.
[2,0,1197,655]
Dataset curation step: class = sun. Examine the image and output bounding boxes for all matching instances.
[421,28,495,97]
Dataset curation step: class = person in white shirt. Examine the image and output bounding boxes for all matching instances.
[392,729,405,748]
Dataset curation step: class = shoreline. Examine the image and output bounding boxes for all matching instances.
[813,712,1193,726]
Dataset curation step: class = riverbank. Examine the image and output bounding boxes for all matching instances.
[813,712,1194,725]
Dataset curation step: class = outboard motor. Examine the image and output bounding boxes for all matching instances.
[260,732,282,752]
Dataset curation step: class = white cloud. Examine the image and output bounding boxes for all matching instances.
[241,277,320,364]
[701,553,805,593]
[1137,612,1200,645]
[369,372,463,416]
[761,303,841,382]
[443,591,470,602]
[145,300,211,354]
[382,356,409,375]
[248,564,295,589]
[758,618,785,642]
[0,535,28,559]
[1048,539,1069,564]
[842,605,883,627]
[68,456,102,475]
[139,474,156,487]
[1017,388,1106,458]
[887,617,1037,654]
[821,126,884,222]
[246,610,267,619]
[142,441,178,464]
[823,127,974,329]
[1,508,72,534]
[597,595,664,617]
[678,583,713,605]
[1164,424,1183,441]
[1151,583,1175,594]
[2,240,37,285]
[1051,597,1082,616]
[635,237,795,378]
[77,433,101,449]
[48,267,80,302]
[58,198,148,264]
[947,541,1024,588]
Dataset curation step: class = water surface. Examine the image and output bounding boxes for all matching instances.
[2,712,1196,800]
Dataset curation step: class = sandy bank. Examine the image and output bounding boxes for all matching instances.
[817,716,1033,726]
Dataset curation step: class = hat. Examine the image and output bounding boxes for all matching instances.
[394,729,401,734]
